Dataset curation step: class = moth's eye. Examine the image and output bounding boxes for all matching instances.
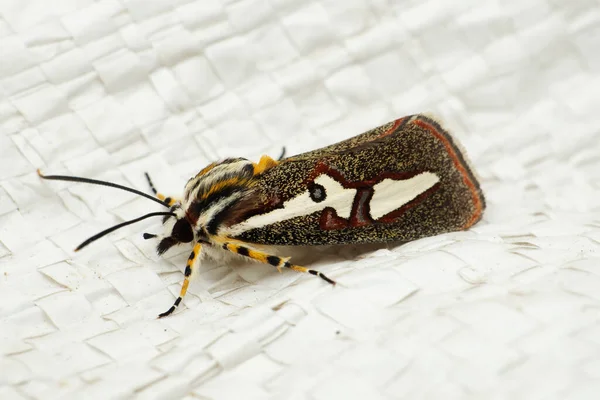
[172,219,194,243]
[309,183,327,203]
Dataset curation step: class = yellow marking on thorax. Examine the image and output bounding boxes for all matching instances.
[197,162,217,177]
[200,176,254,200]
[253,155,279,175]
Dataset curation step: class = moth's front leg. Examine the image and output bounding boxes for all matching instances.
[221,241,336,285]
[159,242,202,318]
[144,172,179,207]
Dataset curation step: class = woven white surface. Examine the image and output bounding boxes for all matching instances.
[1,0,600,399]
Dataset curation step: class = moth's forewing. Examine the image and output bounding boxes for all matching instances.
[224,115,485,245]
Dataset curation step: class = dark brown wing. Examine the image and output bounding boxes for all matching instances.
[224,114,485,245]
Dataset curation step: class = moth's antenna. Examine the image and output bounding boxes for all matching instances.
[75,211,176,251]
[37,169,168,208]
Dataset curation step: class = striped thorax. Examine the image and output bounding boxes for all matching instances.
[156,158,257,254]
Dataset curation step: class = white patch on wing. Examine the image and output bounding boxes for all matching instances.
[226,174,357,234]
[369,172,440,219]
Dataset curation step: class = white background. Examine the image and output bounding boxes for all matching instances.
[1,0,600,399]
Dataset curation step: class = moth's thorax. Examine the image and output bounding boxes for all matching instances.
[181,158,259,235]
[183,158,253,201]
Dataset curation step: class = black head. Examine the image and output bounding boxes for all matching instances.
[157,218,194,255]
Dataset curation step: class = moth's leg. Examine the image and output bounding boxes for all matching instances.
[144,172,178,207]
[158,242,202,318]
[221,242,336,285]
[253,155,279,175]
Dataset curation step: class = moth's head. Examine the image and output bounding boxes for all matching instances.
[148,158,257,255]
[152,205,195,255]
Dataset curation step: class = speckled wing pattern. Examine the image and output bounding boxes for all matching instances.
[225,114,485,245]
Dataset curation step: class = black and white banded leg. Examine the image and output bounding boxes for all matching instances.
[221,242,336,285]
[158,243,202,318]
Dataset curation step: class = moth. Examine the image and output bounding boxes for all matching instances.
[38,114,485,317]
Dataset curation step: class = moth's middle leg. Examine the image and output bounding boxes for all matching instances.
[221,242,336,285]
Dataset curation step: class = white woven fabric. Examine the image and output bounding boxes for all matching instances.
[1,0,599,399]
